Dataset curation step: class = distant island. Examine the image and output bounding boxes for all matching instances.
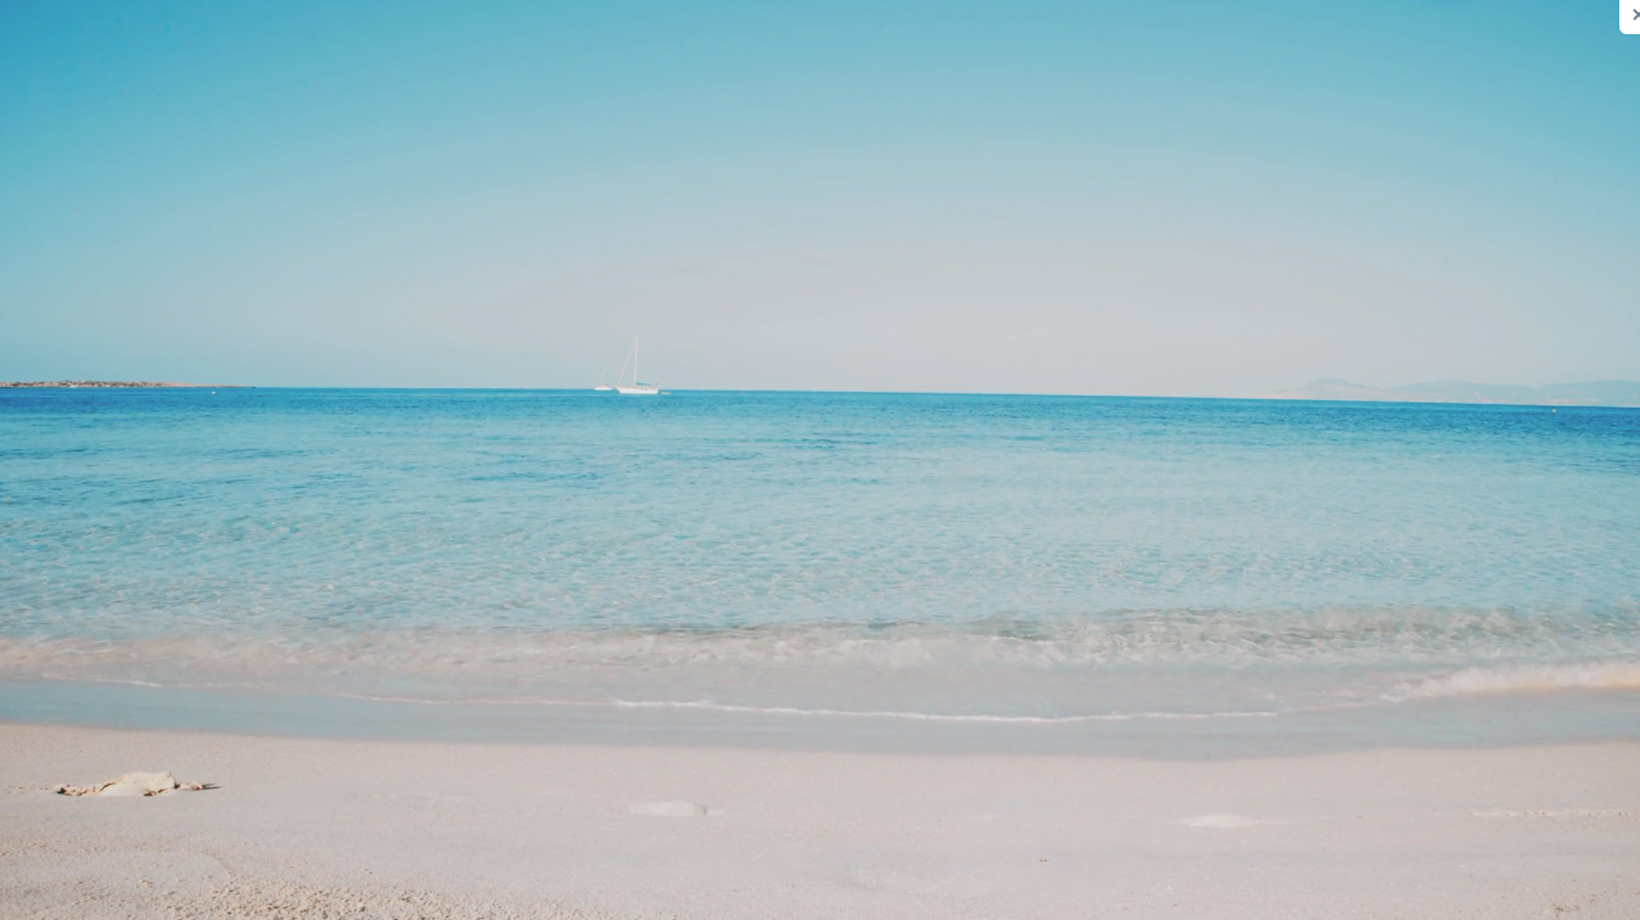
[0,380,242,389]
[1265,379,1640,407]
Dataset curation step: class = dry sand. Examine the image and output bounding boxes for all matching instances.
[3,723,1638,919]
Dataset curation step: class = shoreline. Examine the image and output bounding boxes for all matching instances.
[6,677,1640,759]
[4,723,1638,918]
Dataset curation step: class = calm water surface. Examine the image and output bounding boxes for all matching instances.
[2,389,1637,751]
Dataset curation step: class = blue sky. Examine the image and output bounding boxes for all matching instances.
[2,1,1636,393]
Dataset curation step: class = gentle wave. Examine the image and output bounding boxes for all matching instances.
[599,698,1285,723]
[5,603,1638,677]
[1394,662,1640,700]
[10,643,1640,726]
[7,674,1288,723]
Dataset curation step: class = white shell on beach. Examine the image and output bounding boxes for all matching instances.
[1178,814,1259,828]
[627,800,709,817]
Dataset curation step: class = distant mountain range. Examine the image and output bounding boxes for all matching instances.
[1265,379,1640,407]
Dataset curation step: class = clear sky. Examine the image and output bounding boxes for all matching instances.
[2,1,1636,393]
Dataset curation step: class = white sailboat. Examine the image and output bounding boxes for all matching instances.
[612,338,660,395]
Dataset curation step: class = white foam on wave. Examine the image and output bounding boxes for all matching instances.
[602,698,1283,724]
[6,630,1640,725]
[8,673,1287,724]
[269,687,1289,724]
[1392,661,1640,700]
[6,602,1638,684]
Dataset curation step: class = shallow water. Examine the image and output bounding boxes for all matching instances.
[2,389,1638,750]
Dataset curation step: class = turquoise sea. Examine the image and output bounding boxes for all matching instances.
[2,389,1638,754]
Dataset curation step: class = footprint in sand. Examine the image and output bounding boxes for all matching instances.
[1472,808,1630,819]
[1179,814,1260,828]
[627,800,710,817]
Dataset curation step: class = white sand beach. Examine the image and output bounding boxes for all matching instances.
[3,724,1638,919]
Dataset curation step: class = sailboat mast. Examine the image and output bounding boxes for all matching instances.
[633,337,639,385]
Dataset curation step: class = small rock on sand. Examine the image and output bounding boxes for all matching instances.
[55,771,208,797]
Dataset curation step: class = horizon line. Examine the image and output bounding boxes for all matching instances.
[5,382,1639,409]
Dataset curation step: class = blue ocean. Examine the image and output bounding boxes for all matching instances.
[3,389,1638,753]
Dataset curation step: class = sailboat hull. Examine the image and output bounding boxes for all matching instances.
[605,338,661,394]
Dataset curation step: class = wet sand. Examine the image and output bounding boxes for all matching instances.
[3,723,1638,918]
